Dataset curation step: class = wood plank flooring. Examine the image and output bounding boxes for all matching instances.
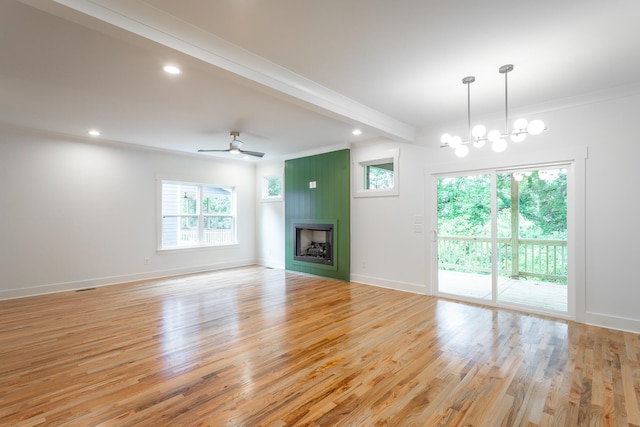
[0,266,638,426]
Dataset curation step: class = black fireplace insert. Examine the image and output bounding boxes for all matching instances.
[293,223,334,265]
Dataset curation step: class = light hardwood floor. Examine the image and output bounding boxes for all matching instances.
[1,266,638,426]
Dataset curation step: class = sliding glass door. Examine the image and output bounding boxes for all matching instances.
[436,173,493,301]
[495,167,568,311]
[435,165,569,314]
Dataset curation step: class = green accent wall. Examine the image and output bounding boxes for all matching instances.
[285,149,350,280]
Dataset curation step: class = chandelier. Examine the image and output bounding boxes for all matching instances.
[440,64,545,157]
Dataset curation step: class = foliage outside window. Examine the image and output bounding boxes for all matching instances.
[496,169,567,240]
[365,162,394,190]
[161,181,236,249]
[437,174,492,237]
[262,175,283,200]
[437,169,567,239]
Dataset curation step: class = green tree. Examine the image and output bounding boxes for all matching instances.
[265,176,282,197]
[496,170,567,239]
[203,194,231,214]
[437,175,491,236]
[366,164,394,189]
[439,169,567,240]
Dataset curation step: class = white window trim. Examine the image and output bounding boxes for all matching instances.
[353,148,399,197]
[158,179,237,251]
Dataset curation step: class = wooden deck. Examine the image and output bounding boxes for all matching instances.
[0,266,638,426]
[438,270,568,312]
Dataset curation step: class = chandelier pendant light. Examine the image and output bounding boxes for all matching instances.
[440,64,545,157]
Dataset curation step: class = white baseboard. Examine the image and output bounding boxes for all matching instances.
[584,311,640,334]
[350,274,427,295]
[0,259,258,301]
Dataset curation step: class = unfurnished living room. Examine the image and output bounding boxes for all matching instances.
[1,1,639,426]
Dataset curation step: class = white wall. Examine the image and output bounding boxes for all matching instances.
[561,92,640,332]
[0,128,257,299]
[255,161,285,269]
[350,140,429,293]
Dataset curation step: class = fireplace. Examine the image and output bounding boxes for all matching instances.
[294,223,334,265]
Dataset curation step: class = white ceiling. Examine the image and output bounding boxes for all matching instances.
[3,0,640,161]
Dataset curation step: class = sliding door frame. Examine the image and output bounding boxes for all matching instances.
[427,146,587,321]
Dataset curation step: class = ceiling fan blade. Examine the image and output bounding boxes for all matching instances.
[239,149,265,158]
[198,132,264,157]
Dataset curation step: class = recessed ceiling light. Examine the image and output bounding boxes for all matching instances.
[163,65,181,75]
[352,129,362,135]
[88,129,101,136]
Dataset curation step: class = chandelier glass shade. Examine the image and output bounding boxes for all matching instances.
[440,64,545,157]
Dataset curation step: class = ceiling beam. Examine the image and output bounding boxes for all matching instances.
[30,0,416,142]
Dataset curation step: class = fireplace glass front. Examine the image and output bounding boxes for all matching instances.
[294,223,333,265]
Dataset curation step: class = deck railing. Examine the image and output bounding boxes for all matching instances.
[438,235,567,283]
[180,229,234,245]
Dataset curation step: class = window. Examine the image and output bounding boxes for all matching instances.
[160,181,236,249]
[353,148,399,197]
[262,174,283,200]
[365,162,394,190]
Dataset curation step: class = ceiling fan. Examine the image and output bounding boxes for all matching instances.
[198,131,265,158]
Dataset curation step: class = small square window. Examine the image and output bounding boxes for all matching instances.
[354,148,399,197]
[262,175,283,200]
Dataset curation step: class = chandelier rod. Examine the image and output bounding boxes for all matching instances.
[463,76,475,140]
[468,80,471,138]
[505,70,508,132]
[499,64,514,134]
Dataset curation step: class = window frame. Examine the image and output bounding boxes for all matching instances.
[353,148,400,197]
[159,180,237,251]
[261,174,283,201]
